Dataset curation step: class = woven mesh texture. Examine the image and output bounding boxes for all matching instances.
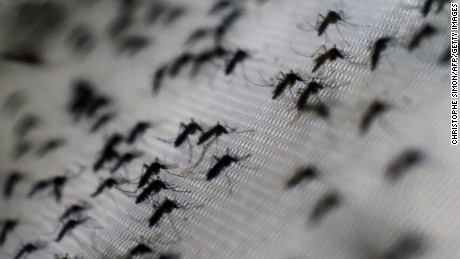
[0,0,457,258]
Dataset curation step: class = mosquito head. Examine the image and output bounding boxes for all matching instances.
[215,46,229,57]
[329,11,342,22]
[106,133,124,146]
[284,71,303,84]
[216,124,229,134]
[105,178,119,187]
[163,199,180,211]
[152,180,168,189]
[376,37,392,48]
[53,176,67,186]
[155,161,168,171]
[330,47,344,59]
[372,101,390,113]
[191,122,203,132]
[422,24,437,35]
[235,50,249,60]
[4,219,19,228]
[308,81,324,92]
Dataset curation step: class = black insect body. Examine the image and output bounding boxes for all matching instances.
[439,47,450,65]
[136,180,179,204]
[94,151,117,172]
[104,133,125,150]
[140,172,158,192]
[193,46,229,62]
[169,53,194,77]
[163,6,186,25]
[272,71,305,100]
[4,171,24,199]
[2,91,25,113]
[93,133,124,172]
[421,0,449,16]
[31,165,82,201]
[145,2,167,25]
[206,152,249,181]
[312,46,345,72]
[153,64,168,95]
[1,51,43,66]
[90,112,117,133]
[285,166,318,189]
[52,176,68,203]
[214,8,244,45]
[296,80,324,111]
[225,49,249,76]
[126,121,151,144]
[36,138,66,157]
[385,149,424,182]
[138,159,175,189]
[110,152,143,173]
[185,27,214,46]
[54,253,74,259]
[119,0,138,13]
[129,243,153,256]
[303,103,329,118]
[360,100,390,134]
[12,141,33,160]
[191,46,229,76]
[0,219,18,246]
[59,203,91,221]
[434,0,450,13]
[158,253,181,259]
[149,199,181,227]
[86,96,110,118]
[119,35,151,55]
[68,24,94,54]
[381,234,424,259]
[11,0,65,38]
[208,0,233,15]
[197,123,236,145]
[108,12,133,39]
[68,79,95,121]
[91,178,121,197]
[195,46,230,61]
[421,0,435,16]
[14,242,45,259]
[408,24,437,51]
[315,10,348,37]
[14,114,40,139]
[174,120,203,148]
[28,179,53,198]
[309,192,341,224]
[55,218,88,242]
[370,37,392,71]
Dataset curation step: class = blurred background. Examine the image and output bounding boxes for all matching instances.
[0,0,457,258]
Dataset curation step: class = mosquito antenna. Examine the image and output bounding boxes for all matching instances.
[335,25,350,46]
[187,141,213,170]
[246,71,275,88]
[296,19,316,32]
[290,44,311,58]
